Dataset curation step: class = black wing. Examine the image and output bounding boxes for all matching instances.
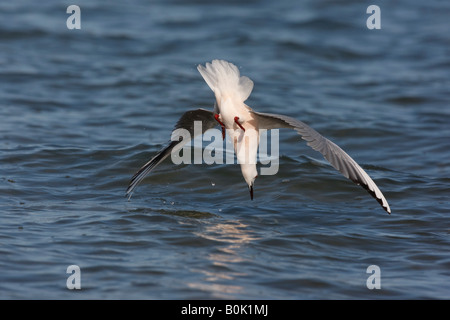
[126,108,216,198]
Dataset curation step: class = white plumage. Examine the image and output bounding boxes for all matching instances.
[127,60,391,214]
[197,59,254,103]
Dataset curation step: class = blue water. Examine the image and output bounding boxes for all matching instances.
[0,0,449,299]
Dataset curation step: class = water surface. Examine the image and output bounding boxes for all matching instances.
[0,0,449,299]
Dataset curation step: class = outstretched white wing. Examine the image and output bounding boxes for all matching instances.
[253,111,391,214]
[126,108,217,198]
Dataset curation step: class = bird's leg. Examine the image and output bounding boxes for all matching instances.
[234,116,245,132]
[214,114,226,140]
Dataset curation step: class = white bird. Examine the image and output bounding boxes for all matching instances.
[127,59,391,214]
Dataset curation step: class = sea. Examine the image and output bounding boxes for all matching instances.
[0,0,449,299]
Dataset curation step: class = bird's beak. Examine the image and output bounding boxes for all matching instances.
[249,185,254,200]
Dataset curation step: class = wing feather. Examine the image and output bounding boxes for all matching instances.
[126,109,216,198]
[253,111,391,214]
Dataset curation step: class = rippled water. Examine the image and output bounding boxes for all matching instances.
[1,0,449,299]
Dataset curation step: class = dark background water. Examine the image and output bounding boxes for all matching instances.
[0,0,449,299]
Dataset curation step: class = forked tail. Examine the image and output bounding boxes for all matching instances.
[197,60,254,103]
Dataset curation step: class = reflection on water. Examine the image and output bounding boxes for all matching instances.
[1,0,449,300]
[188,220,260,298]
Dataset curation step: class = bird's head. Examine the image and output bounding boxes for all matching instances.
[247,175,257,200]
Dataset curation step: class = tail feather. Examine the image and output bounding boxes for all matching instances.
[197,60,254,102]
